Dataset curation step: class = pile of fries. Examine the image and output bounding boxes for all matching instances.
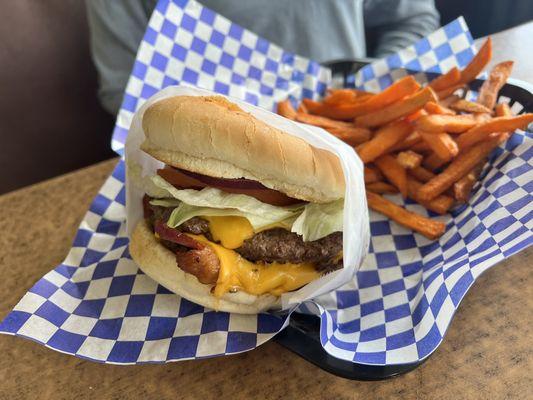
[277,38,533,240]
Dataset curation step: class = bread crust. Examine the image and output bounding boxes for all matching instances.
[141,96,344,203]
[129,220,280,314]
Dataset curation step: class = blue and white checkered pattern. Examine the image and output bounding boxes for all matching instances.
[347,16,476,92]
[1,1,531,366]
[0,160,285,363]
[315,135,532,363]
[112,0,329,154]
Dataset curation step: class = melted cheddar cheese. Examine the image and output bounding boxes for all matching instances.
[186,234,320,298]
[204,215,291,249]
[204,216,254,249]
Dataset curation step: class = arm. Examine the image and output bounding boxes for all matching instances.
[364,0,440,58]
[85,0,155,115]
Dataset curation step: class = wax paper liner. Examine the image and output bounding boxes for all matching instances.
[124,84,368,310]
[1,0,531,366]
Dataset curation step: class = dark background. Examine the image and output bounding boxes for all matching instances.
[0,0,532,194]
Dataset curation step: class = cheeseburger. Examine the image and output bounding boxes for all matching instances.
[130,96,345,313]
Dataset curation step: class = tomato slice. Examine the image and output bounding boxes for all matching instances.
[156,166,303,206]
[157,167,205,189]
[212,186,302,206]
[179,168,265,189]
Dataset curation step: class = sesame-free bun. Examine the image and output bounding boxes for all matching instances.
[129,220,280,314]
[140,96,344,203]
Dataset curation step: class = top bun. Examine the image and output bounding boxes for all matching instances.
[141,96,344,203]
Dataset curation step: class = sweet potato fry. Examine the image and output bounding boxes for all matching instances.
[309,76,421,120]
[275,36,521,241]
[423,152,448,171]
[357,120,413,163]
[439,95,461,108]
[389,130,422,152]
[428,67,461,91]
[364,166,383,184]
[355,89,373,96]
[294,111,372,146]
[297,102,308,114]
[410,166,436,182]
[477,61,513,109]
[453,175,477,203]
[405,109,427,122]
[327,88,372,97]
[326,126,372,146]
[418,136,500,201]
[415,114,479,133]
[366,191,446,239]
[407,178,455,215]
[420,132,459,161]
[459,37,493,84]
[375,154,408,197]
[295,112,353,129]
[302,98,322,113]
[493,103,513,141]
[410,140,432,153]
[354,143,365,154]
[436,84,465,100]
[366,181,399,194]
[349,75,420,113]
[449,99,491,114]
[397,150,423,169]
[323,89,358,105]
[354,92,374,101]
[495,102,512,117]
[425,101,455,115]
[277,100,297,120]
[356,87,437,128]
[453,163,484,203]
[302,104,350,120]
[456,113,533,149]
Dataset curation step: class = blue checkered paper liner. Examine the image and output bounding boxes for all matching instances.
[1,0,531,366]
[347,16,477,92]
[112,0,329,154]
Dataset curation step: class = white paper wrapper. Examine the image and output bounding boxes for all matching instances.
[125,85,369,310]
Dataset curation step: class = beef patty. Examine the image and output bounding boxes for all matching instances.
[236,229,342,271]
[145,200,343,279]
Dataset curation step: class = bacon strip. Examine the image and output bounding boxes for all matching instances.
[154,220,204,250]
[175,247,220,284]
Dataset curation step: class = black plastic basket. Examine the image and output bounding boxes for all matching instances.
[273,59,533,380]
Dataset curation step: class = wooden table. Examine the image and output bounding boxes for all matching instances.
[1,24,532,400]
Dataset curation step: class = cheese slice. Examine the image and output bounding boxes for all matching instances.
[204,215,291,249]
[204,216,254,249]
[186,234,320,297]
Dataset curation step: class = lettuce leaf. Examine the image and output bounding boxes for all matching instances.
[165,203,280,230]
[149,174,343,241]
[150,196,280,229]
[149,198,182,207]
[150,175,303,230]
[291,199,344,241]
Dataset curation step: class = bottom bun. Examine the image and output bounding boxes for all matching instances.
[129,220,281,314]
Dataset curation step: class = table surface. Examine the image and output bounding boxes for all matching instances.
[474,21,533,83]
[1,22,532,400]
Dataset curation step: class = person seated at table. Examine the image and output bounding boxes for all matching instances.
[86,0,439,115]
